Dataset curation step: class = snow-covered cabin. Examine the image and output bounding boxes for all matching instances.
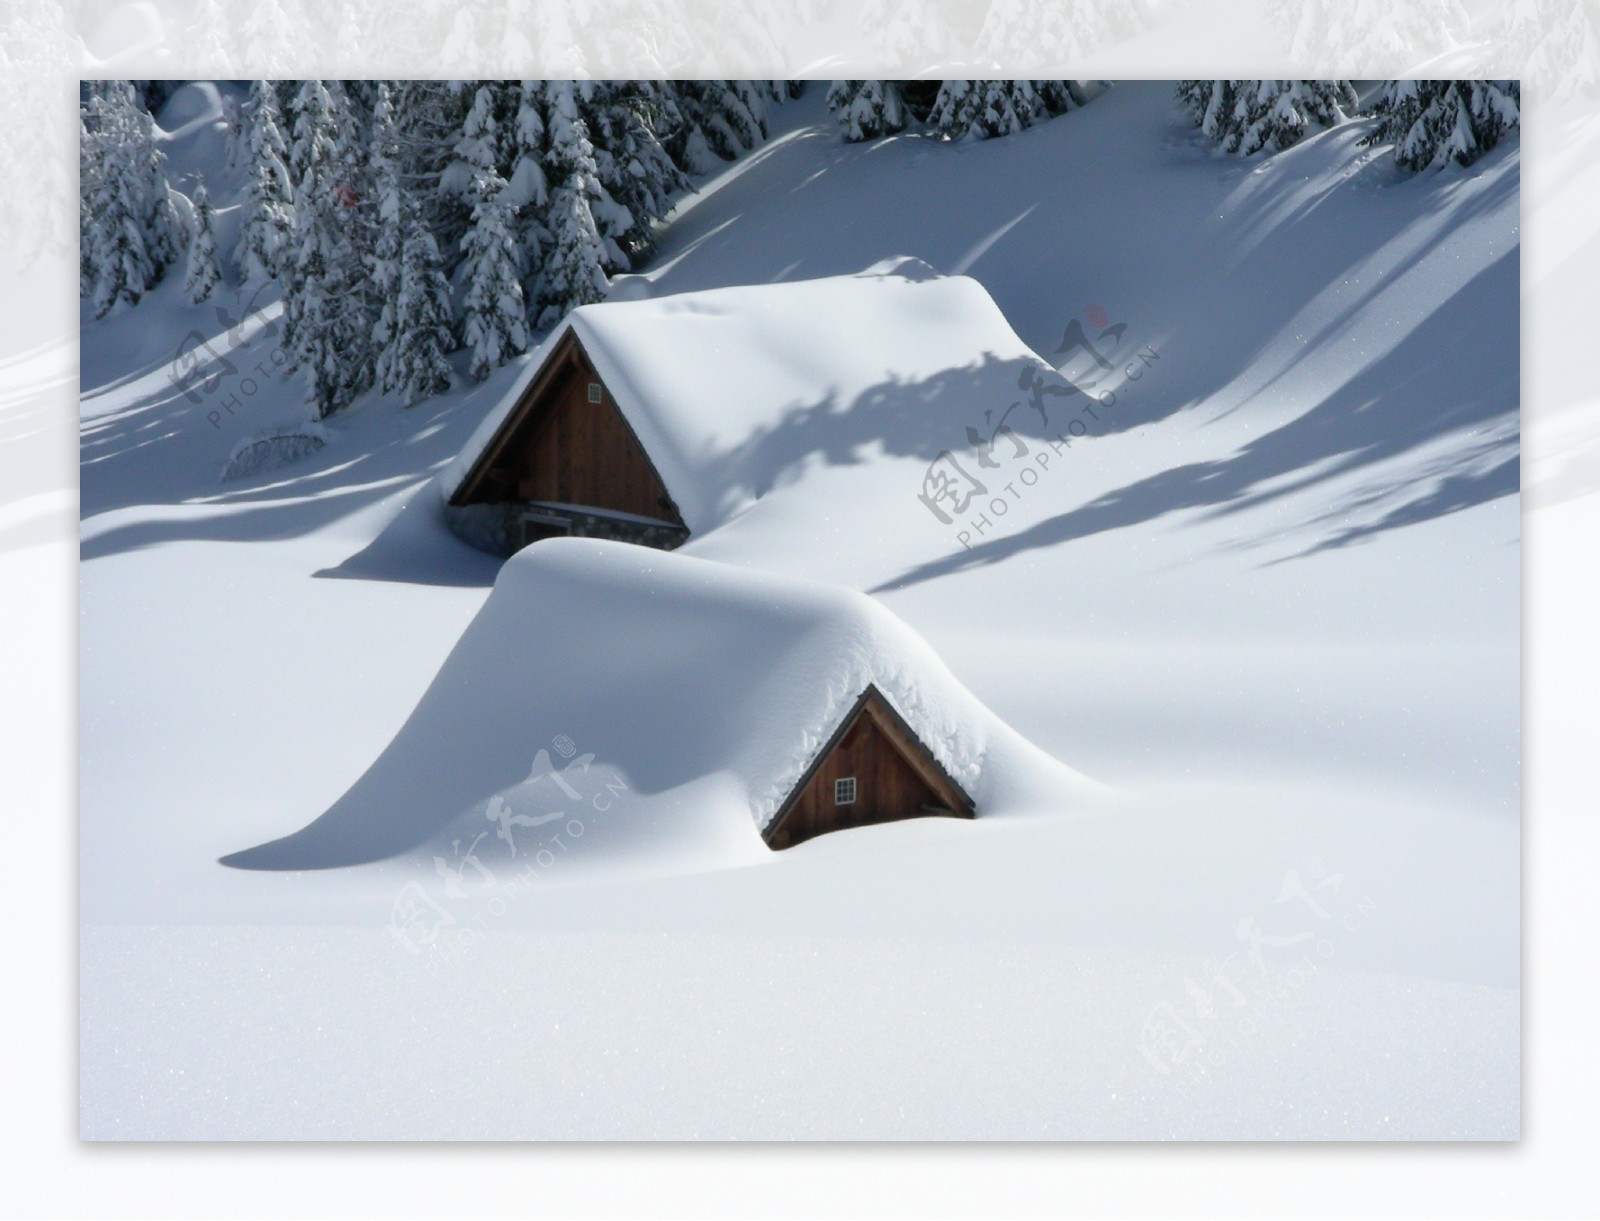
[224,539,1090,870]
[442,261,1073,556]
[764,682,974,849]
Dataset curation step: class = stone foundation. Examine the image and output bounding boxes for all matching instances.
[445,500,689,557]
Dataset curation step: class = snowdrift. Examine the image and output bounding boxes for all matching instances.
[224,537,1096,872]
[443,261,1078,543]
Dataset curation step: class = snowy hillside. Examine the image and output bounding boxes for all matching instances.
[223,537,1100,872]
[80,80,1519,1140]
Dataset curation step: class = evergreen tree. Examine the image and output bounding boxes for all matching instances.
[391,80,470,256]
[236,79,294,282]
[1233,80,1356,154]
[80,81,181,316]
[440,81,519,267]
[552,85,632,275]
[283,80,374,416]
[135,118,184,274]
[456,86,529,380]
[535,83,609,330]
[506,81,551,280]
[1363,80,1520,171]
[384,197,455,405]
[85,121,155,316]
[1177,80,1235,136]
[1178,80,1354,154]
[929,80,1047,140]
[667,81,767,171]
[826,81,909,142]
[573,80,688,267]
[184,179,222,303]
[370,82,407,389]
[80,87,110,298]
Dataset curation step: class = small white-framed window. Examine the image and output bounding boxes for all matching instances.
[586,382,602,404]
[834,777,856,806]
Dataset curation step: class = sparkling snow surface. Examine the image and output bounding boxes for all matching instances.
[79,81,1519,1139]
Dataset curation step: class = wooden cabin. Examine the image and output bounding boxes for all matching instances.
[448,331,689,553]
[764,684,975,850]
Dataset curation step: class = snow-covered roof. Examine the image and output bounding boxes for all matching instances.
[442,261,1069,539]
[225,538,1093,871]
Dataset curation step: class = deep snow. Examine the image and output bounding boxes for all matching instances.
[444,261,1086,542]
[79,80,1519,1139]
[223,537,1100,871]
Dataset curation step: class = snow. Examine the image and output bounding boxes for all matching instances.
[224,536,1099,873]
[78,81,1519,1140]
[443,260,1070,545]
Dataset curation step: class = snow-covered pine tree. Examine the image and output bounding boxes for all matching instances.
[929,80,1047,140]
[132,91,185,278]
[456,86,529,380]
[505,81,551,282]
[79,102,97,297]
[1363,80,1520,171]
[540,84,633,276]
[1032,80,1089,117]
[236,80,294,282]
[1231,80,1357,155]
[80,81,182,316]
[370,82,407,390]
[185,180,222,303]
[1177,80,1220,127]
[383,195,455,405]
[825,81,910,142]
[287,76,335,191]
[282,79,375,415]
[1178,80,1253,150]
[667,81,767,171]
[535,83,609,330]
[440,81,522,266]
[83,99,155,317]
[573,80,688,268]
[390,80,470,255]
[1178,80,1354,154]
[222,91,245,170]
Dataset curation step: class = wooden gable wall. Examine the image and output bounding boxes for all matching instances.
[451,333,685,528]
[764,687,975,850]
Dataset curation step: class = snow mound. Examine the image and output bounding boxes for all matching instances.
[219,422,328,482]
[224,538,1098,873]
[442,264,1070,540]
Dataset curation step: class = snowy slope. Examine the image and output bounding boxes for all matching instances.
[79,81,1519,1139]
[224,537,1100,872]
[445,262,1078,545]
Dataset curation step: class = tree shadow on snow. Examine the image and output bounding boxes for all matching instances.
[872,248,1519,592]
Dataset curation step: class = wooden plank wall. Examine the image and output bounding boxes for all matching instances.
[513,355,677,523]
[767,703,969,849]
